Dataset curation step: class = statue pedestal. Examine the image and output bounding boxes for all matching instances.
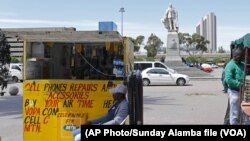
[165,32,181,62]
[164,32,212,78]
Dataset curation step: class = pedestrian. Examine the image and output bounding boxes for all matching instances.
[73,84,129,141]
[224,47,250,124]
[160,56,165,63]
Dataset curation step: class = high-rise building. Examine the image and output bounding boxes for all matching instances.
[196,12,217,52]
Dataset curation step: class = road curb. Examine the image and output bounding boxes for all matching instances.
[190,77,221,80]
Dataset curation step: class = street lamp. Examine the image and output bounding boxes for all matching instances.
[119,7,125,36]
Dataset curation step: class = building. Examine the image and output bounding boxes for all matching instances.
[196,12,217,53]
[1,27,76,61]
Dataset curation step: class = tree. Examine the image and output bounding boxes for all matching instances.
[178,32,190,46]
[144,33,163,58]
[11,57,20,63]
[178,32,209,55]
[178,32,192,55]
[135,35,144,46]
[128,35,145,52]
[192,33,209,54]
[218,46,226,53]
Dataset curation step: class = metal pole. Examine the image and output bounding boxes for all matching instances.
[119,7,125,36]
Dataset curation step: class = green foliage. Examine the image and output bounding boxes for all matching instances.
[11,57,20,63]
[178,32,209,55]
[223,57,230,63]
[145,44,157,58]
[213,57,222,64]
[145,57,155,61]
[193,33,209,53]
[185,55,197,63]
[197,57,207,64]
[218,46,226,53]
[185,55,208,64]
[128,35,145,52]
[144,33,163,58]
[134,57,145,61]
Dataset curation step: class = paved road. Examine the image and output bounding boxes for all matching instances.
[0,74,227,140]
[143,79,227,124]
[0,83,23,141]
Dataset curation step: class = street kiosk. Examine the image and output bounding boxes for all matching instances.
[6,30,142,141]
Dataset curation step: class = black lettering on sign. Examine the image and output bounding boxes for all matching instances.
[44,83,67,92]
[103,100,113,108]
[24,99,37,107]
[101,84,108,92]
[63,99,73,108]
[24,116,41,124]
[42,108,59,116]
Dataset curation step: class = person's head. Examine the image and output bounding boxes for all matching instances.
[232,47,244,63]
[109,84,127,101]
[169,3,172,8]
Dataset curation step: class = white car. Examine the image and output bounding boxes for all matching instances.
[9,63,23,82]
[141,67,189,86]
[134,61,176,73]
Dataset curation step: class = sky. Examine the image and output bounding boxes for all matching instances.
[0,0,249,51]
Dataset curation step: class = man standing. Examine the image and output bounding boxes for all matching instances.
[224,47,249,124]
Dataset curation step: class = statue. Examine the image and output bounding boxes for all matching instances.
[161,3,178,32]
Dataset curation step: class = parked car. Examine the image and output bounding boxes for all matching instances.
[201,63,213,73]
[9,63,23,82]
[210,64,219,68]
[141,67,189,86]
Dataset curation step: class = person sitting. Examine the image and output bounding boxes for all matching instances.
[73,84,128,141]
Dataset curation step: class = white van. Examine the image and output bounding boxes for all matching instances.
[9,63,23,82]
[134,61,175,73]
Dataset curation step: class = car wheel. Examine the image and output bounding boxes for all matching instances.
[176,78,186,86]
[143,79,150,86]
[12,76,18,82]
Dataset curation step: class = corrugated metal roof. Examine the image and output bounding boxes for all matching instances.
[2,30,122,43]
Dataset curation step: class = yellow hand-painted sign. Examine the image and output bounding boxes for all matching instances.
[23,80,120,141]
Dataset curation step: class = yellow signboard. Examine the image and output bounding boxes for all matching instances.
[23,80,121,141]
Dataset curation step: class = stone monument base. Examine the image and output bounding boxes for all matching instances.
[165,32,181,62]
[164,32,212,77]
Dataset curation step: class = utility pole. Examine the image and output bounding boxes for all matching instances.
[119,7,125,37]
